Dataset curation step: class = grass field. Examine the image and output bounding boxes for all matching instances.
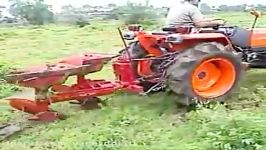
[1,12,266,150]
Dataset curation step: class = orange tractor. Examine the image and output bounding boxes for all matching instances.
[3,10,266,121]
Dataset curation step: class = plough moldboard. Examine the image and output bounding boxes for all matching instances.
[4,52,144,122]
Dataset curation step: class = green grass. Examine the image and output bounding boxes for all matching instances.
[209,11,266,27]
[1,12,266,149]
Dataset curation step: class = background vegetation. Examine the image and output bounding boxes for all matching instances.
[0,0,266,150]
[8,0,54,25]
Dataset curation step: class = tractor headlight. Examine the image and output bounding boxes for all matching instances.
[123,31,136,40]
[166,34,183,44]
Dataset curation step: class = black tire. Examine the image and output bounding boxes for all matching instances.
[166,42,243,106]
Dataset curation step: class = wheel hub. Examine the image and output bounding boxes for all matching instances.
[192,58,236,98]
[197,72,206,79]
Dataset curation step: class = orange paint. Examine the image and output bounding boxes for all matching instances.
[137,33,164,56]
[249,29,266,48]
[137,59,154,77]
[136,32,231,55]
[191,58,236,98]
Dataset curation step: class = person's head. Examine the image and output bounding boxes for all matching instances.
[184,0,201,7]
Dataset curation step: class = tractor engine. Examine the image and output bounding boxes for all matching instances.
[215,26,266,68]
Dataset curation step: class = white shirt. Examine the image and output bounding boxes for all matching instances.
[165,1,204,26]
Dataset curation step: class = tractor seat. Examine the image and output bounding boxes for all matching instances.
[151,31,169,35]
[162,26,192,34]
[199,29,225,34]
[162,27,178,32]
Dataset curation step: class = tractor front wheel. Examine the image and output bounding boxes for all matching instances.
[166,42,243,105]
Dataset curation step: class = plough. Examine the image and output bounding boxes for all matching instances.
[4,52,146,121]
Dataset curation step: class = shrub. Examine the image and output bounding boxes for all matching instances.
[109,4,162,27]
[76,20,90,28]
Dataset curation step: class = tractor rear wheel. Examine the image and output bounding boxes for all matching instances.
[166,42,243,105]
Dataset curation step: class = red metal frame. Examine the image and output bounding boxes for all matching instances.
[6,52,143,121]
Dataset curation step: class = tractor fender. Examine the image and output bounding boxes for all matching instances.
[181,33,233,49]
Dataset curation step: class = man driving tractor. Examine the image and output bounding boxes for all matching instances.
[165,0,225,28]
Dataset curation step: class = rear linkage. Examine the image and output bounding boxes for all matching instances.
[135,51,181,95]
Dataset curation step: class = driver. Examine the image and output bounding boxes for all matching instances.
[165,0,225,28]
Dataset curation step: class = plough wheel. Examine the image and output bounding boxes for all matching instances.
[166,42,243,105]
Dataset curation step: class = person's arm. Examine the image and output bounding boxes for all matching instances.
[194,19,225,28]
[189,7,225,28]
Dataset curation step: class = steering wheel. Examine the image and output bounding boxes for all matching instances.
[197,19,226,30]
[210,19,227,29]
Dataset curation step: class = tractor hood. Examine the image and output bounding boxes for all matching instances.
[248,28,266,48]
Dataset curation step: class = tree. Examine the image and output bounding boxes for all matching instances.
[145,0,150,7]
[107,3,161,26]
[62,5,74,11]
[219,5,228,11]
[257,4,266,11]
[9,0,54,25]
[107,3,117,8]
[200,3,211,13]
